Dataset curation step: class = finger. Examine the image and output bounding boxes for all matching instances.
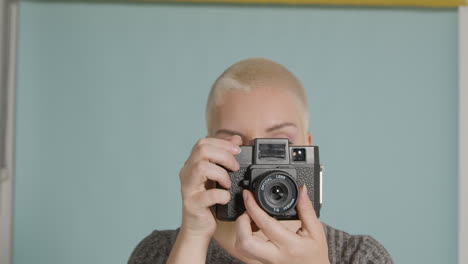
[235,213,278,262]
[296,185,323,238]
[242,190,296,246]
[191,144,240,172]
[226,135,243,146]
[184,161,231,189]
[194,137,241,155]
[193,188,231,208]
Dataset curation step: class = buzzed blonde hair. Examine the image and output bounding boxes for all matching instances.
[205,58,309,132]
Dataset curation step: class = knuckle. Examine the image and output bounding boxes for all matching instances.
[235,237,251,252]
[178,167,185,180]
[195,138,208,148]
[197,146,209,159]
[182,199,193,211]
[286,243,305,257]
[179,168,192,186]
[192,162,206,176]
[180,184,191,195]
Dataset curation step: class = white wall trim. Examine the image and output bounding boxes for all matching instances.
[0,1,18,264]
[459,6,468,264]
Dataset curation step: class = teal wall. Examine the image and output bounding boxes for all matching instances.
[15,1,458,263]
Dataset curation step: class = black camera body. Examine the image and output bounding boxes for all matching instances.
[215,138,322,221]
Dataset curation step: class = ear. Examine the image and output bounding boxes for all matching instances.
[307,132,313,145]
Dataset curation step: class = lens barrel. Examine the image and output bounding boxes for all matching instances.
[252,171,298,216]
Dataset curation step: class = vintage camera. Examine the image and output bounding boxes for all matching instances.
[215,138,322,221]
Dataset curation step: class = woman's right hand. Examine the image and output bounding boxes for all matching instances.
[178,135,242,239]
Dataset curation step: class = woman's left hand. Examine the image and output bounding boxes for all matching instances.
[235,185,329,264]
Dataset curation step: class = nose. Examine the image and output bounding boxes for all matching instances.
[244,138,255,146]
[236,130,268,146]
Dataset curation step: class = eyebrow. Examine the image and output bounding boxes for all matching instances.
[214,129,247,138]
[265,122,297,133]
[214,122,297,137]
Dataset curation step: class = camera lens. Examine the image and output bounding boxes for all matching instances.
[252,171,298,216]
[269,183,288,204]
[271,185,285,200]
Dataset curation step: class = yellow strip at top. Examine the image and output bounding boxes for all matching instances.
[141,0,467,7]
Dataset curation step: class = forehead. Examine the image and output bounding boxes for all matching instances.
[211,87,305,134]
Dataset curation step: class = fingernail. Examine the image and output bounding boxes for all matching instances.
[302,185,308,196]
[243,190,249,201]
[233,146,241,154]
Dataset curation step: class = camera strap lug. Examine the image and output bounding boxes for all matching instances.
[320,165,323,205]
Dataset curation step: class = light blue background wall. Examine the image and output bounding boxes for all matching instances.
[15,1,458,263]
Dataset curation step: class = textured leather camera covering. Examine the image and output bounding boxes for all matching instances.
[296,166,321,218]
[216,167,248,220]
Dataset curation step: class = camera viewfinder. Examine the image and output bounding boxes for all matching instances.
[292,148,306,162]
[259,143,286,159]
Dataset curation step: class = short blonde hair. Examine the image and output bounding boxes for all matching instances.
[205,58,309,132]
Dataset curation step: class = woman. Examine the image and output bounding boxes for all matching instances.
[128,58,393,264]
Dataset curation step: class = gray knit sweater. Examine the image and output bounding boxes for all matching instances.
[128,223,393,264]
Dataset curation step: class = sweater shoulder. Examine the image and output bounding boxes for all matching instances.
[323,223,393,264]
[128,229,179,264]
